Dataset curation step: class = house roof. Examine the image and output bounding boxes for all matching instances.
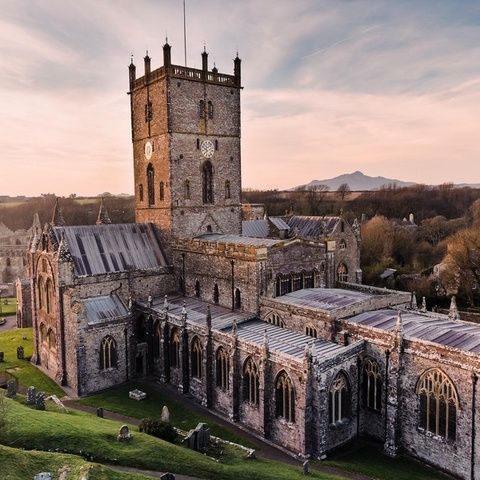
[348,309,480,354]
[53,223,168,276]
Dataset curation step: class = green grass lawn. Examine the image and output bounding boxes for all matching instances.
[0,297,17,318]
[2,397,340,480]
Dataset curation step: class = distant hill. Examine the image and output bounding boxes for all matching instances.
[295,171,416,191]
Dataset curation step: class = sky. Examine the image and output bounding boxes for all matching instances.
[2,0,480,197]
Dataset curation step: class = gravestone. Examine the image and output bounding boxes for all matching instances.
[6,378,16,398]
[27,386,36,405]
[161,405,170,423]
[184,429,197,450]
[35,392,45,411]
[129,389,146,401]
[17,346,24,359]
[194,423,210,450]
[117,424,132,441]
[160,474,175,480]
[22,334,27,340]
[303,460,309,476]
[97,407,104,418]
[0,351,4,362]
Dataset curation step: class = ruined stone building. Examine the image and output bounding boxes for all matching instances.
[18,43,480,479]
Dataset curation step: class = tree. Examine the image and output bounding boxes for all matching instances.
[440,228,480,306]
[303,184,329,215]
[336,183,351,201]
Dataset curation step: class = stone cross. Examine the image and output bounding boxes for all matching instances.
[35,392,46,411]
[27,386,36,405]
[6,378,16,398]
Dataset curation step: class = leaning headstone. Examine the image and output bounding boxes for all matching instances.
[184,429,197,450]
[303,460,309,476]
[27,386,36,405]
[17,345,24,359]
[160,474,175,480]
[34,473,52,480]
[117,424,132,441]
[161,405,170,423]
[6,379,16,398]
[0,351,4,362]
[35,392,46,411]
[97,407,104,418]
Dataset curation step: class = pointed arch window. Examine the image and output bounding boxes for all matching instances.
[191,336,202,378]
[139,184,144,202]
[170,328,180,368]
[213,284,219,304]
[147,163,155,206]
[47,328,56,349]
[207,101,213,119]
[276,371,295,422]
[339,239,347,250]
[216,347,229,390]
[416,368,458,440]
[40,323,47,343]
[265,312,285,328]
[243,357,259,405]
[225,180,231,200]
[45,278,54,314]
[199,100,205,118]
[202,161,214,204]
[136,315,147,343]
[100,336,117,370]
[330,372,351,424]
[195,279,200,298]
[337,263,348,282]
[363,358,382,412]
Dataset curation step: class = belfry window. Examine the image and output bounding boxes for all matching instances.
[191,336,202,378]
[243,357,259,405]
[216,347,229,390]
[199,100,205,118]
[202,161,214,204]
[100,336,117,370]
[275,371,295,422]
[305,325,317,338]
[329,372,351,424]
[416,368,458,441]
[147,163,155,206]
[363,358,382,412]
[208,101,213,119]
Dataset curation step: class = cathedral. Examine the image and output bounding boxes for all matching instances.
[18,43,480,480]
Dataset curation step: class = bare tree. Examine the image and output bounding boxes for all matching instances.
[304,184,329,215]
[336,183,351,201]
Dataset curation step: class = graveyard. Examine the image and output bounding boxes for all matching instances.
[0,327,449,479]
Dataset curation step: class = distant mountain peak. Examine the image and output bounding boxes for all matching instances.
[294,171,416,191]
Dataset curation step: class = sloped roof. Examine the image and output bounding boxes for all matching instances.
[287,216,339,239]
[242,220,269,238]
[83,294,129,324]
[195,233,283,248]
[53,223,168,276]
[349,309,480,354]
[269,217,290,231]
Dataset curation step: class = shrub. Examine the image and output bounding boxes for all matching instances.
[138,417,177,443]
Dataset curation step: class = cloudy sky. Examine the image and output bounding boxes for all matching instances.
[2,0,480,196]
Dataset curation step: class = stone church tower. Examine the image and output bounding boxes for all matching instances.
[128,43,243,246]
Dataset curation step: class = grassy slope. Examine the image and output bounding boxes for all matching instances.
[2,398,340,480]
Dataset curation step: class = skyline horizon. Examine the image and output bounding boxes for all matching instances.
[2,1,480,196]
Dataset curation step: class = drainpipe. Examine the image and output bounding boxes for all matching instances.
[357,357,361,437]
[471,373,478,480]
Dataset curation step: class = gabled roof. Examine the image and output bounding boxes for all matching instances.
[53,223,168,276]
[242,220,269,238]
[269,217,290,231]
[287,215,340,239]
